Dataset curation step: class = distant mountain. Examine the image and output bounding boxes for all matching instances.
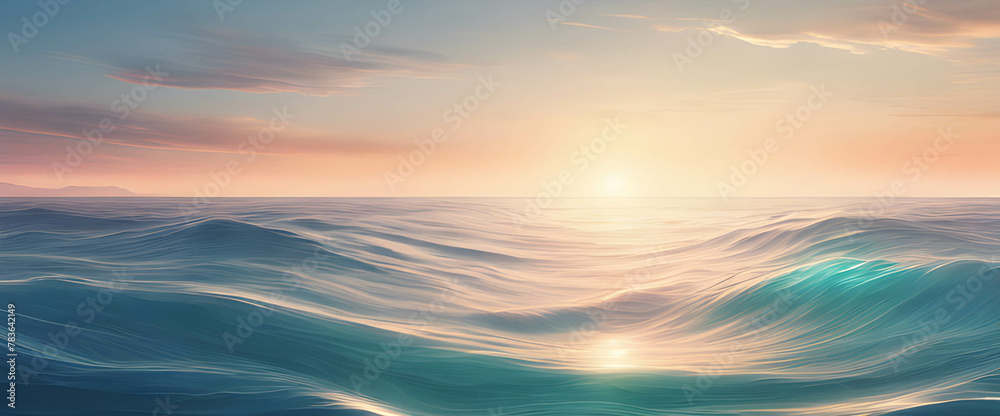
[0,182,138,197]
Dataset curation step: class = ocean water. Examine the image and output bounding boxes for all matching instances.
[1,198,999,415]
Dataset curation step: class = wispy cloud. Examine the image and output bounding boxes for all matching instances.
[66,26,467,96]
[553,21,624,31]
[603,14,653,20]
[0,95,399,159]
[649,0,1000,57]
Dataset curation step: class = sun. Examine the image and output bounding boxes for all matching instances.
[605,174,626,195]
[599,339,632,368]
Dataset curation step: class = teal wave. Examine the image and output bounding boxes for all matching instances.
[1,198,999,415]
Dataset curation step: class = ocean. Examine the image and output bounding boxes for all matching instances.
[1,198,999,415]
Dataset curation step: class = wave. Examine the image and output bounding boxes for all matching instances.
[1,198,999,415]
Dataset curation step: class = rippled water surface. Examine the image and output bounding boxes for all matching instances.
[2,198,999,415]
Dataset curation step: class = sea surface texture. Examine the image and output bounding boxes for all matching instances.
[1,198,999,415]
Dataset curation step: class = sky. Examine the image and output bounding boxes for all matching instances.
[0,0,998,197]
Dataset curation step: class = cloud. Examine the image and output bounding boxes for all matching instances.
[648,0,1000,57]
[553,21,624,31]
[603,14,653,20]
[0,95,399,160]
[63,26,467,96]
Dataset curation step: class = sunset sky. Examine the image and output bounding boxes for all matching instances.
[1,0,998,197]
